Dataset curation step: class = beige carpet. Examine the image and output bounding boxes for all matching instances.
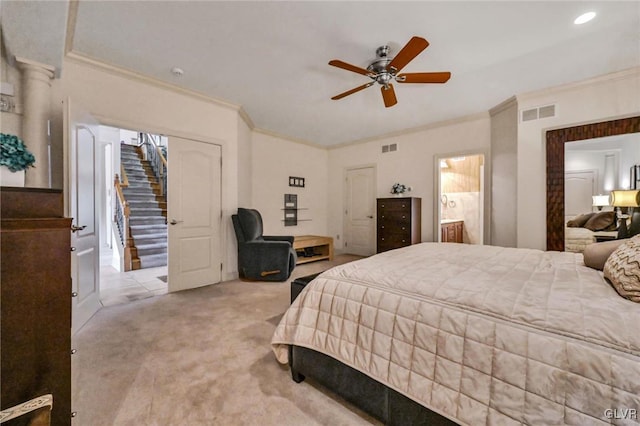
[73,255,382,425]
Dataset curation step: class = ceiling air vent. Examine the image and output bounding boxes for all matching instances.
[521,104,557,122]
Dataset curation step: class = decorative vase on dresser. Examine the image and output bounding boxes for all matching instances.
[376,197,421,253]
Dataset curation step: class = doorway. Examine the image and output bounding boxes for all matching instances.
[97,125,170,306]
[344,165,376,256]
[435,153,485,244]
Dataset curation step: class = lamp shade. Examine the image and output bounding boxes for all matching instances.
[592,195,610,207]
[610,190,640,207]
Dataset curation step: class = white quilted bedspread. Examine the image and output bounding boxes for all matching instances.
[272,243,640,425]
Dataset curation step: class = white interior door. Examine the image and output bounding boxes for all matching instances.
[565,171,596,217]
[168,136,222,292]
[345,166,375,256]
[65,99,101,335]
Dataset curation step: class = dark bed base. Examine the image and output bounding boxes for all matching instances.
[289,345,458,426]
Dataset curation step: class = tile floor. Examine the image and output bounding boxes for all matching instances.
[99,247,168,307]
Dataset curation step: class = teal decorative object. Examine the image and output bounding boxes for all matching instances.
[0,133,36,172]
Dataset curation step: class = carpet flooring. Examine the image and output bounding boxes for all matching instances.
[73,255,381,425]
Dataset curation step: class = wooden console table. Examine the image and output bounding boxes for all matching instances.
[293,235,334,265]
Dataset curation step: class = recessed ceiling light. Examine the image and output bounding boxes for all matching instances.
[574,11,596,25]
[171,67,184,77]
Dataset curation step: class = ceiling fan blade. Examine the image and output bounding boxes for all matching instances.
[381,84,397,108]
[331,82,374,100]
[387,36,429,73]
[329,59,372,76]
[396,72,451,84]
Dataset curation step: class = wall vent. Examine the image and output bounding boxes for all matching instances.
[521,108,538,122]
[381,143,398,153]
[538,104,556,118]
[521,104,556,122]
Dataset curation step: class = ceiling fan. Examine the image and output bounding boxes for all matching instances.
[329,36,451,108]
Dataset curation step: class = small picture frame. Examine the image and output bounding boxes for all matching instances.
[289,176,305,188]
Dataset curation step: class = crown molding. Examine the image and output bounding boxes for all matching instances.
[65,51,242,113]
[489,96,517,116]
[238,107,255,130]
[252,128,327,150]
[517,66,640,103]
[328,111,490,150]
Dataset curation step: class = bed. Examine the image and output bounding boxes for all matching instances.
[565,226,617,253]
[272,242,640,425]
[565,211,618,253]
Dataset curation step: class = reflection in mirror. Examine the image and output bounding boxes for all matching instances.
[564,134,640,252]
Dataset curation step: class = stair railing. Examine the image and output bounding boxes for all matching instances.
[140,133,167,197]
[114,173,133,271]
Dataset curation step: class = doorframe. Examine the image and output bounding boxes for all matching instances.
[433,149,490,244]
[343,164,377,255]
[91,114,230,279]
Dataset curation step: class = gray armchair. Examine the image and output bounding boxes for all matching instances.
[232,208,296,281]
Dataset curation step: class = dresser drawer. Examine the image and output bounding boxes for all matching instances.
[378,233,411,246]
[377,199,412,212]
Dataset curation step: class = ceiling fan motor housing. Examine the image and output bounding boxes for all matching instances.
[368,45,394,86]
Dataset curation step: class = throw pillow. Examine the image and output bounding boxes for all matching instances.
[584,211,616,231]
[603,235,640,302]
[567,212,595,228]
[583,239,628,271]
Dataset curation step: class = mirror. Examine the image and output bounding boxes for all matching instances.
[564,134,640,251]
[546,116,640,251]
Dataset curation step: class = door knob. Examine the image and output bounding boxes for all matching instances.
[71,224,86,233]
[367,215,374,219]
[169,219,184,225]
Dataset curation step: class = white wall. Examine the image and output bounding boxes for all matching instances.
[516,67,640,250]
[237,117,252,207]
[251,131,328,237]
[50,56,244,280]
[328,113,491,251]
[489,97,518,247]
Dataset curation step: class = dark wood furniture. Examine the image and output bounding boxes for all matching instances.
[441,220,464,243]
[288,273,456,426]
[1,187,72,426]
[376,197,421,253]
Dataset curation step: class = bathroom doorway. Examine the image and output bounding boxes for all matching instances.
[435,153,485,244]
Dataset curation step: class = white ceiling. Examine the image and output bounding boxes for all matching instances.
[2,1,640,146]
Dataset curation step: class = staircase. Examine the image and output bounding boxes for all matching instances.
[120,144,167,269]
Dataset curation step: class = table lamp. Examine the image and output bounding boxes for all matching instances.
[610,190,640,238]
[592,194,610,211]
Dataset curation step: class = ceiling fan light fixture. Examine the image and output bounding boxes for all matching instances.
[574,11,596,25]
[328,36,450,108]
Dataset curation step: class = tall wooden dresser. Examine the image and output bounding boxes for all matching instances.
[1,187,72,425]
[376,197,421,253]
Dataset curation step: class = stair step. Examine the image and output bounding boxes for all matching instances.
[129,216,167,226]
[128,201,161,209]
[135,241,168,256]
[130,224,167,235]
[139,253,167,268]
[130,208,163,216]
[123,194,159,202]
